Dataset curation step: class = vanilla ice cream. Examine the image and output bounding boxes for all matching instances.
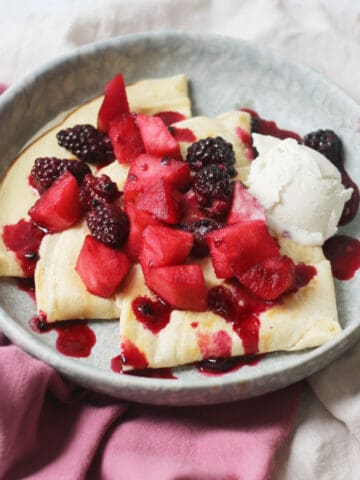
[247,134,352,246]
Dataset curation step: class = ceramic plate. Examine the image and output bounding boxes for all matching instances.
[0,32,359,405]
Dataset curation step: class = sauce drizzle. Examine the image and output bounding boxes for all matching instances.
[3,219,45,277]
[29,312,96,358]
[323,235,360,280]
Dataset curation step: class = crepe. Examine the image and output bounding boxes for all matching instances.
[36,222,119,321]
[117,238,340,370]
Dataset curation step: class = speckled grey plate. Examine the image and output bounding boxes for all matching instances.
[0,32,359,406]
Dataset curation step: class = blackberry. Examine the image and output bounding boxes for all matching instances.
[180,219,222,257]
[303,129,343,169]
[186,136,236,177]
[86,203,130,248]
[192,165,232,219]
[31,157,91,193]
[79,174,120,211]
[57,124,115,164]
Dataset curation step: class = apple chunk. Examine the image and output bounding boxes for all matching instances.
[75,235,131,298]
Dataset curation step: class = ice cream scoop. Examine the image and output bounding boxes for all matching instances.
[247,134,353,246]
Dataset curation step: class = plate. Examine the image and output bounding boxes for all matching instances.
[0,32,359,406]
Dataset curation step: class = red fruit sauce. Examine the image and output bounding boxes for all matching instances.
[196,354,262,376]
[29,312,96,358]
[169,126,196,143]
[339,169,360,226]
[110,354,124,373]
[2,219,45,277]
[235,127,254,160]
[132,296,172,334]
[135,368,177,379]
[241,109,301,141]
[295,264,317,288]
[111,355,177,379]
[154,111,186,126]
[16,278,36,302]
[208,283,273,355]
[120,339,149,370]
[323,235,360,280]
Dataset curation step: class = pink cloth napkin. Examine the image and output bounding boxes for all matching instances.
[0,332,301,480]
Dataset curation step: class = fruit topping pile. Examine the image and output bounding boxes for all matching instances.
[13,73,322,312]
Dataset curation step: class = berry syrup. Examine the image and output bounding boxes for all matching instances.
[238,108,301,162]
[29,312,96,358]
[16,278,36,302]
[208,284,272,355]
[2,219,45,277]
[119,339,149,370]
[324,235,360,280]
[196,355,262,376]
[169,126,196,143]
[154,111,186,125]
[339,169,359,226]
[235,127,254,160]
[111,355,177,379]
[241,109,301,141]
[132,296,172,334]
[295,264,317,287]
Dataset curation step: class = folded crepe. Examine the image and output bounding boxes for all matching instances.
[117,237,340,370]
